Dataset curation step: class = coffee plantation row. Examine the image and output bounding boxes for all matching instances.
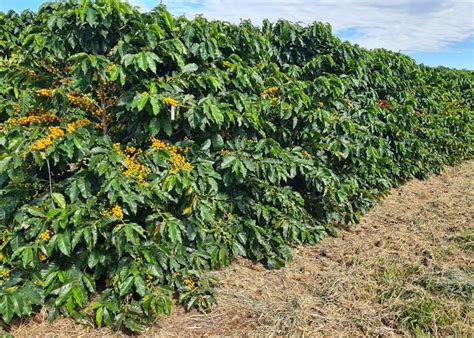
[0,0,472,331]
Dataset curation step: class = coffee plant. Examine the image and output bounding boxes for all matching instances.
[0,0,472,331]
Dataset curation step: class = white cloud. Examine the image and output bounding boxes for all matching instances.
[161,0,474,53]
[126,0,154,12]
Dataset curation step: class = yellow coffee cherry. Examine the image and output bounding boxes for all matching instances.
[102,203,124,220]
[40,230,53,241]
[163,97,178,106]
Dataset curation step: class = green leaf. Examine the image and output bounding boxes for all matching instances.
[0,156,12,172]
[96,306,103,325]
[26,206,46,218]
[52,193,67,209]
[54,283,73,306]
[109,65,121,81]
[146,52,159,73]
[19,90,32,114]
[162,117,172,136]
[232,241,247,256]
[0,295,14,323]
[22,247,33,268]
[221,155,237,169]
[125,317,145,332]
[137,52,148,72]
[87,250,99,268]
[134,276,146,296]
[68,52,89,62]
[166,219,182,244]
[137,93,149,111]
[124,224,139,244]
[57,233,71,256]
[118,67,127,85]
[147,58,156,74]
[22,284,43,305]
[150,95,161,115]
[82,275,95,293]
[86,7,97,27]
[212,133,224,149]
[162,9,175,30]
[103,307,113,327]
[183,63,198,73]
[119,276,135,296]
[209,104,224,124]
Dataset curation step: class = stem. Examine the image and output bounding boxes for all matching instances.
[101,104,108,136]
[46,158,54,207]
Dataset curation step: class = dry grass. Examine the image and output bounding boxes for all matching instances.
[8,160,474,337]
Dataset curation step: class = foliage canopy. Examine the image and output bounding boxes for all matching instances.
[0,0,472,331]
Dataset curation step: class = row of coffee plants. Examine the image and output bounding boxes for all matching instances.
[0,0,472,331]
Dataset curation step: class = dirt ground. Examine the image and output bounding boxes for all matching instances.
[10,160,474,337]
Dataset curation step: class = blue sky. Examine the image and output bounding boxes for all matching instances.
[1,0,473,69]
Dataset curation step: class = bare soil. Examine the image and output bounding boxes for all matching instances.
[10,160,474,337]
